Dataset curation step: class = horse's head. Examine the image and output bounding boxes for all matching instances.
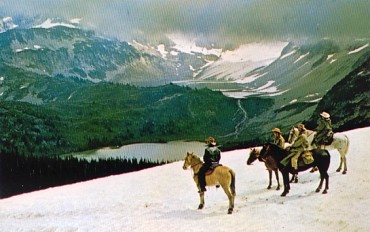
[260,143,288,163]
[247,148,261,165]
[183,152,201,170]
[287,127,299,144]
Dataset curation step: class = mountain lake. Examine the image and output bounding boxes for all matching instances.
[62,141,206,162]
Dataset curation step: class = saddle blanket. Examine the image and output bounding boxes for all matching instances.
[205,163,222,175]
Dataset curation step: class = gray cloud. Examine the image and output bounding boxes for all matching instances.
[1,0,369,48]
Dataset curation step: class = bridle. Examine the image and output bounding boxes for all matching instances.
[191,161,203,169]
[259,144,271,162]
[183,154,203,173]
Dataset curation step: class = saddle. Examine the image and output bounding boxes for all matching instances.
[205,163,222,175]
[298,151,314,167]
[322,131,334,145]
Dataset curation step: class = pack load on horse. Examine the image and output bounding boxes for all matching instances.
[183,152,236,214]
[247,147,281,190]
[287,114,350,174]
[259,143,330,197]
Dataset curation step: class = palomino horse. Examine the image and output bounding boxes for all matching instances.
[182,152,236,214]
[259,143,330,197]
[247,148,280,190]
[288,127,350,174]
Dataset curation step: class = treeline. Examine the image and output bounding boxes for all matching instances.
[0,152,166,199]
[0,84,249,157]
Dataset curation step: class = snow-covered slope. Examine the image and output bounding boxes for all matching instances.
[1,127,369,231]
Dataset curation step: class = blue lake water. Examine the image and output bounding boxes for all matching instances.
[65,141,206,162]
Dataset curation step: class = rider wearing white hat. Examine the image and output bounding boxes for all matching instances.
[313,112,333,148]
[320,112,330,119]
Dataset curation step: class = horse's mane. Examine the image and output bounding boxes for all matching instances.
[189,152,203,163]
[263,143,289,159]
[267,143,285,151]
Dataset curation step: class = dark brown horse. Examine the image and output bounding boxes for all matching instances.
[247,148,280,190]
[259,143,330,197]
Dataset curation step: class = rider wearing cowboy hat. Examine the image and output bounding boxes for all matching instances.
[312,112,333,149]
[281,124,309,173]
[272,128,285,149]
[198,137,221,192]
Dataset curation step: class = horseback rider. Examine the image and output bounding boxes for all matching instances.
[272,128,285,149]
[281,124,309,175]
[312,112,333,149]
[198,137,221,192]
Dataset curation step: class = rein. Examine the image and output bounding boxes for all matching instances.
[191,161,203,176]
[191,161,203,169]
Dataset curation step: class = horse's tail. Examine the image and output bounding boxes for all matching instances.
[229,169,236,196]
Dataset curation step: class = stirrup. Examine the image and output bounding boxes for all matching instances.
[198,188,207,193]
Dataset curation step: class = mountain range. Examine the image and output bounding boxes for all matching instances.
[0,17,369,156]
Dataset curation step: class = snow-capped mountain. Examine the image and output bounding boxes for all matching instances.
[186,39,370,102]
[0,16,17,33]
[143,34,370,110]
[0,17,197,87]
[1,16,369,143]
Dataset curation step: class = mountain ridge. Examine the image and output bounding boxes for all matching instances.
[0,18,369,157]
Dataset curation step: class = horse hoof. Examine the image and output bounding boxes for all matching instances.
[342,171,347,175]
[281,191,288,197]
[228,208,233,214]
[315,188,320,193]
[267,186,272,190]
[276,187,280,191]
[336,169,341,172]
[322,190,328,194]
[198,204,204,210]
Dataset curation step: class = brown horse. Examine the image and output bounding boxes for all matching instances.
[247,148,281,190]
[259,143,330,197]
[182,152,236,214]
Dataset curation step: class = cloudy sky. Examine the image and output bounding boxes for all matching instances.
[1,0,369,48]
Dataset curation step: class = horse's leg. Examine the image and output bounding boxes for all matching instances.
[290,173,298,183]
[267,170,272,189]
[323,172,329,194]
[198,190,205,209]
[315,173,324,193]
[342,155,347,174]
[221,184,234,214]
[339,150,348,174]
[274,169,280,190]
[336,156,343,173]
[281,171,290,197]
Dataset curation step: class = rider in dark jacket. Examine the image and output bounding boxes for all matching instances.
[198,137,221,192]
